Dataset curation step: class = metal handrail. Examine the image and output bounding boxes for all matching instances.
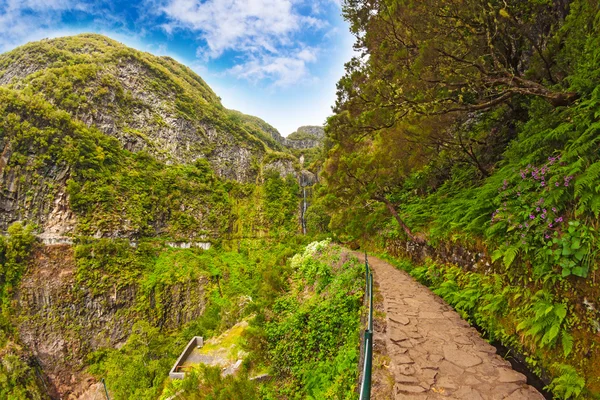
[359,252,373,400]
[101,378,110,400]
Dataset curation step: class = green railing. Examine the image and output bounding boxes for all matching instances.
[101,378,111,400]
[359,252,373,400]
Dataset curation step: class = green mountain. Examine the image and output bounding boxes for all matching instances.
[0,34,302,240]
[0,34,337,400]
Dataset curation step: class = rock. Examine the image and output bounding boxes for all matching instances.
[497,368,527,384]
[443,345,483,368]
[396,354,415,364]
[452,387,484,400]
[390,316,411,325]
[395,383,426,394]
[222,359,243,377]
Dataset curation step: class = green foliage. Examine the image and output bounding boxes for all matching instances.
[0,349,47,400]
[0,222,37,308]
[320,9,600,397]
[0,224,45,399]
[263,170,300,233]
[256,241,361,399]
[162,365,259,400]
[78,239,361,399]
[516,291,573,357]
[88,321,175,400]
[547,364,586,400]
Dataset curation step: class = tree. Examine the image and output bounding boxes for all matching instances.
[341,0,578,123]
[322,120,430,242]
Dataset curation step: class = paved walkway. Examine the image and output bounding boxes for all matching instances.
[358,254,545,400]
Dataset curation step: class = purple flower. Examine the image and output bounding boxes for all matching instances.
[545,234,550,239]
[548,223,553,228]
[536,207,540,212]
[517,192,521,196]
[543,209,547,213]
[529,214,535,219]
[525,223,529,228]
[541,214,547,219]
[552,207,557,212]
[556,217,563,222]
[541,181,546,187]
[555,182,560,187]
[519,224,523,228]
[565,182,569,187]
[521,233,526,238]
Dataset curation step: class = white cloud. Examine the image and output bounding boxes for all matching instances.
[152,0,333,85]
[158,0,303,58]
[0,0,97,52]
[226,47,319,87]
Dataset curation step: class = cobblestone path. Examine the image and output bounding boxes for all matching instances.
[359,254,545,400]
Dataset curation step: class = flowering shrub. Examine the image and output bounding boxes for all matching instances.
[490,156,594,279]
[290,239,333,286]
[290,239,332,270]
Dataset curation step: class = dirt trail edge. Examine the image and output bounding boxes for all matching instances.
[356,253,544,400]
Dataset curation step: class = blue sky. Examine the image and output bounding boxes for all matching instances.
[0,0,355,135]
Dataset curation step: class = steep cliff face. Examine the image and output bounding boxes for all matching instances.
[283,125,325,149]
[0,35,311,399]
[14,244,209,398]
[0,34,283,182]
[0,35,315,239]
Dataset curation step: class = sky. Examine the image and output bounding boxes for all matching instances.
[0,0,355,136]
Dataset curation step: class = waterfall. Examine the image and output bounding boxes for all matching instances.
[302,186,307,235]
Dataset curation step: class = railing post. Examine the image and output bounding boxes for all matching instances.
[368,273,373,332]
[359,251,373,400]
[101,378,110,400]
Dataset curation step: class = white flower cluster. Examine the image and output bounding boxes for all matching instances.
[290,238,331,270]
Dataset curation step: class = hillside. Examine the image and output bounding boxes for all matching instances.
[0,34,306,239]
[0,34,338,400]
[319,0,600,398]
[0,34,288,180]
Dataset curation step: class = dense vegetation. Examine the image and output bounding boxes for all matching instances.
[0,34,283,160]
[320,0,600,397]
[0,223,46,400]
[5,0,600,397]
[0,32,330,400]
[82,240,361,400]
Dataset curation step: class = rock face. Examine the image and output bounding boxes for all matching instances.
[0,138,76,235]
[282,126,325,149]
[264,159,297,179]
[0,34,282,183]
[0,34,315,236]
[15,245,208,398]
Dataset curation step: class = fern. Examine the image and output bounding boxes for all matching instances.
[503,246,518,268]
[516,291,572,356]
[546,364,585,399]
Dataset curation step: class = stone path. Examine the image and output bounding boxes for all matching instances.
[358,254,545,400]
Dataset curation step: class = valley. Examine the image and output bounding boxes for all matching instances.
[2,1,600,398]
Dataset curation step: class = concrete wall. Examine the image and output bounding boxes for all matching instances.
[169,336,204,380]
